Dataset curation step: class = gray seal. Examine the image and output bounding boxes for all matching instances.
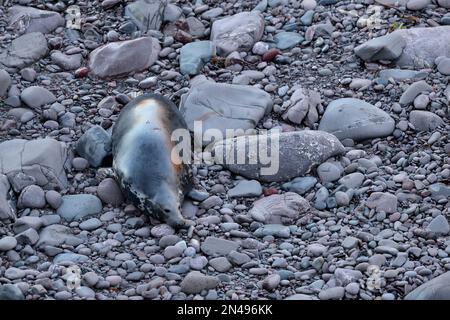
[112,93,193,228]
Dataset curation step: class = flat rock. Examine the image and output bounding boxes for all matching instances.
[426,215,450,236]
[180,271,219,294]
[405,271,450,299]
[0,32,48,70]
[88,37,161,78]
[201,236,239,256]
[8,6,64,34]
[210,11,265,56]
[429,183,450,201]
[318,98,395,141]
[409,111,443,131]
[0,139,69,190]
[249,192,312,224]
[282,177,317,195]
[180,41,215,75]
[20,86,56,110]
[213,130,345,182]
[228,180,262,198]
[0,284,24,300]
[272,32,304,50]
[51,51,82,70]
[180,76,272,146]
[37,224,83,247]
[254,224,291,238]
[57,194,102,222]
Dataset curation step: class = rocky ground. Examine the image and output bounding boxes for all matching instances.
[1,0,450,301]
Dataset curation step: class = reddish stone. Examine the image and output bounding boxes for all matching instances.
[263,187,279,196]
[262,48,281,62]
[74,67,89,78]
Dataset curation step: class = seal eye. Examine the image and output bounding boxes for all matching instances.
[164,208,171,213]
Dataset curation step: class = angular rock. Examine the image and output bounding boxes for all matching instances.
[272,32,304,50]
[180,271,219,294]
[76,126,111,168]
[426,215,450,236]
[354,31,406,62]
[180,41,215,76]
[0,139,69,190]
[57,194,102,222]
[124,0,167,32]
[180,76,272,146]
[88,37,161,78]
[8,6,65,34]
[201,236,239,256]
[366,192,397,213]
[0,32,48,70]
[17,185,46,209]
[282,177,317,195]
[319,98,395,141]
[429,183,450,201]
[213,130,345,182]
[282,87,321,127]
[210,11,265,56]
[249,192,312,225]
[409,111,443,131]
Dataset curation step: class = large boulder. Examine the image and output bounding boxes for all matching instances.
[179,76,273,146]
[88,37,161,78]
[0,32,48,70]
[210,11,265,56]
[8,6,65,34]
[249,192,313,224]
[405,271,450,300]
[318,98,395,141]
[213,130,345,182]
[355,27,450,68]
[0,139,70,191]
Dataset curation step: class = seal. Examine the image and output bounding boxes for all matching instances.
[112,93,193,228]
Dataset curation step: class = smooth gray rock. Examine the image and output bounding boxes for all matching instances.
[249,192,312,225]
[20,86,56,110]
[378,69,428,83]
[37,224,83,247]
[409,111,443,131]
[76,126,111,168]
[180,41,215,75]
[0,174,15,221]
[0,69,11,98]
[0,32,48,69]
[354,31,406,62]
[209,257,232,272]
[214,130,344,182]
[0,236,17,251]
[366,192,397,213]
[51,51,82,70]
[317,161,343,182]
[318,287,345,300]
[88,37,161,78]
[8,6,65,34]
[254,224,291,238]
[272,32,304,50]
[319,98,395,141]
[180,271,219,294]
[201,236,239,256]
[97,178,124,206]
[180,76,272,146]
[406,0,431,10]
[17,185,45,209]
[124,0,167,32]
[79,218,103,231]
[282,177,317,195]
[429,183,450,201]
[57,195,102,222]
[210,11,265,56]
[405,271,450,299]
[399,81,432,106]
[228,180,262,198]
[54,252,89,264]
[0,284,24,300]
[0,139,69,190]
